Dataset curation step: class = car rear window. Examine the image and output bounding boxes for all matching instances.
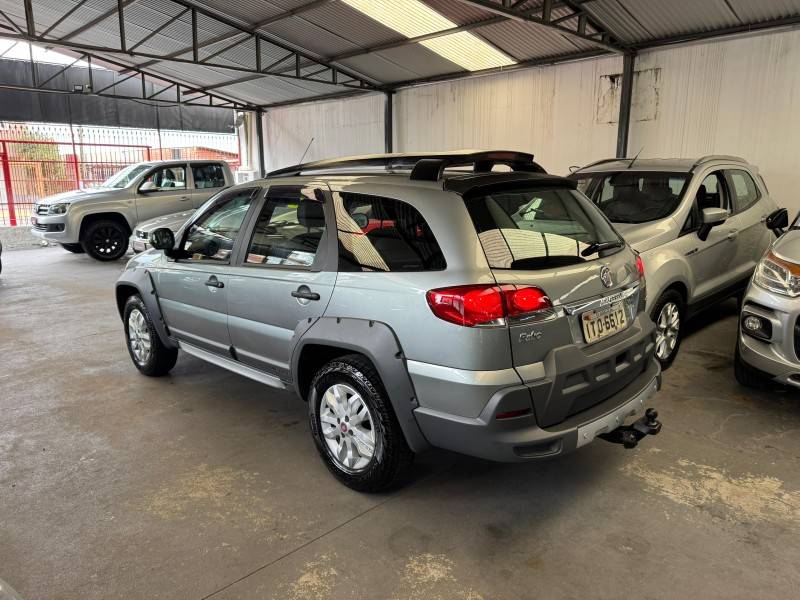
[576,171,689,223]
[334,192,446,272]
[464,186,622,270]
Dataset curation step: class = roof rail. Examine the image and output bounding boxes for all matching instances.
[690,155,748,170]
[266,150,546,181]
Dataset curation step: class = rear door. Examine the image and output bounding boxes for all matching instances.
[226,184,337,380]
[135,164,192,222]
[190,162,229,208]
[156,186,260,355]
[725,168,772,279]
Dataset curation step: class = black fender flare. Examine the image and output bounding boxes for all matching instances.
[289,317,430,453]
[115,268,177,350]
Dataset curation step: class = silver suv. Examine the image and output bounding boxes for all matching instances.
[115,151,662,491]
[31,160,233,261]
[735,209,800,388]
[572,156,781,367]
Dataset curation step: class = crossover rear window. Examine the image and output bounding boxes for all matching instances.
[464,187,622,270]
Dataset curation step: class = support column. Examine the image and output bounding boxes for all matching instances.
[616,52,635,158]
[384,91,393,153]
[256,108,266,177]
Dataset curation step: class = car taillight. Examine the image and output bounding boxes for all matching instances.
[636,254,645,279]
[426,284,552,327]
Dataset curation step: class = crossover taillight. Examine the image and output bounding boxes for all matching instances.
[426,284,552,327]
[636,254,645,279]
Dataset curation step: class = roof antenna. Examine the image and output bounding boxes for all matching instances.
[298,137,314,165]
[627,147,643,169]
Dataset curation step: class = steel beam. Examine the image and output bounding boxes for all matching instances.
[616,52,635,158]
[58,0,137,42]
[255,108,266,177]
[384,91,393,153]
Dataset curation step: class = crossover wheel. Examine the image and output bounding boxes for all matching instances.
[61,243,85,254]
[309,354,413,492]
[734,340,771,389]
[82,219,128,261]
[123,294,178,376]
[651,290,684,369]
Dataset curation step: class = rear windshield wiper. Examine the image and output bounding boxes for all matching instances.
[581,240,624,257]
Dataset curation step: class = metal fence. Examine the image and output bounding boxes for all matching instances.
[0,122,239,226]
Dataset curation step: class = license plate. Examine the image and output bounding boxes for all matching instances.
[132,240,147,252]
[581,301,628,344]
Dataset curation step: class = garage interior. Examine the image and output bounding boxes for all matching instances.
[1,1,800,599]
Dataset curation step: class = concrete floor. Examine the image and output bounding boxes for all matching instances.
[1,247,799,600]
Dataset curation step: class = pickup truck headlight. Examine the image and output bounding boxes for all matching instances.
[47,202,71,215]
[753,251,800,297]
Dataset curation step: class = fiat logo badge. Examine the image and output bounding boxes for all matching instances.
[600,266,613,288]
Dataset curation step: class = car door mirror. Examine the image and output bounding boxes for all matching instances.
[139,181,158,193]
[697,207,728,241]
[766,208,788,236]
[150,227,175,252]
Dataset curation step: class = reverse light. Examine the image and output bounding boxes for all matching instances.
[426,284,552,327]
[753,251,800,297]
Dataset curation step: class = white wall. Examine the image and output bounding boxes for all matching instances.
[394,55,623,174]
[262,93,386,172]
[632,29,800,213]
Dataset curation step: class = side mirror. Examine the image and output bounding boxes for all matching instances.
[766,208,788,236]
[139,181,158,192]
[698,207,728,241]
[150,227,175,252]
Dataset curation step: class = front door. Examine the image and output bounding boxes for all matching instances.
[135,164,193,223]
[227,185,336,380]
[156,186,260,355]
[675,170,741,301]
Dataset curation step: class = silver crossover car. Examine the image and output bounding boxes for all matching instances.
[735,209,800,388]
[116,151,662,492]
[31,160,232,261]
[572,156,781,368]
[130,209,195,254]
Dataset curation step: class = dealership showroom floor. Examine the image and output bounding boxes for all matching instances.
[1,248,798,599]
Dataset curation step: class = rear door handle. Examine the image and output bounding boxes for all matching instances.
[205,276,224,289]
[292,288,320,301]
[727,229,739,240]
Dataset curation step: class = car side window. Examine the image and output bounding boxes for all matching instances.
[727,169,761,213]
[334,192,446,272]
[141,166,186,191]
[192,163,226,189]
[182,187,257,263]
[696,171,729,212]
[244,186,327,268]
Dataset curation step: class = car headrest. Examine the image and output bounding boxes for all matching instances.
[696,184,707,200]
[298,201,325,229]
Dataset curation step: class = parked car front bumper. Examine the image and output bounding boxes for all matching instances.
[30,214,73,243]
[739,281,800,387]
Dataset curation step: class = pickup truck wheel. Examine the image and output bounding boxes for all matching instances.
[123,295,178,376]
[309,354,414,492]
[651,290,684,370]
[61,243,84,253]
[82,220,128,261]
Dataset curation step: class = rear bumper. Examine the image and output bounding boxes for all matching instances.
[414,358,661,461]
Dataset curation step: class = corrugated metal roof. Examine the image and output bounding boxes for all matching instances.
[2,0,800,107]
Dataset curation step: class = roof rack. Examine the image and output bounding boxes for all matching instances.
[267,150,546,182]
[690,155,748,170]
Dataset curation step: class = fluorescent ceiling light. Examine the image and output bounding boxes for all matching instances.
[341,0,515,71]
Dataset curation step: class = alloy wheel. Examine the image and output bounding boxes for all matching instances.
[655,301,680,361]
[91,225,125,257]
[319,383,376,472]
[127,308,152,364]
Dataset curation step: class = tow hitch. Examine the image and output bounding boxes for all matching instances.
[599,408,662,449]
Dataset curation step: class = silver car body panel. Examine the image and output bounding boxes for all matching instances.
[131,209,195,253]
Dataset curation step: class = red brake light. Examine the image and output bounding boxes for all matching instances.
[636,255,645,279]
[427,284,552,327]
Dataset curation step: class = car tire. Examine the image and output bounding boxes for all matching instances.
[81,219,129,261]
[308,354,414,492]
[123,294,178,377]
[734,340,771,389]
[650,290,685,370]
[61,243,85,254]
